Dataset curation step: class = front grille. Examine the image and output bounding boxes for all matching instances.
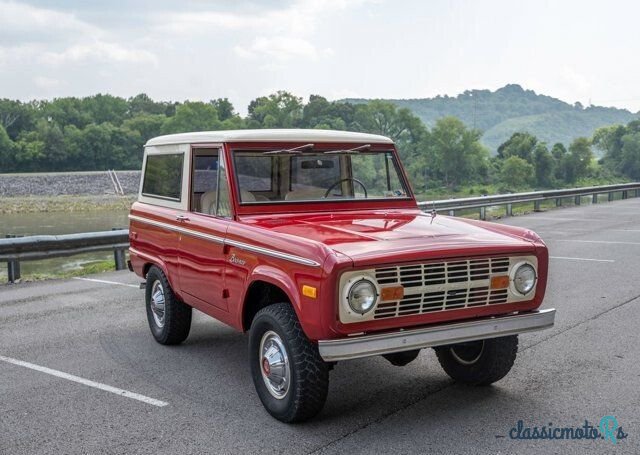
[373,257,510,319]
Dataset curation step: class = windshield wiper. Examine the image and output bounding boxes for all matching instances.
[264,143,314,155]
[324,144,371,155]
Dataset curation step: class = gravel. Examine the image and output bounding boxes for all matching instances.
[0,171,141,197]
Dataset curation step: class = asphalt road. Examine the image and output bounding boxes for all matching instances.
[1,198,639,454]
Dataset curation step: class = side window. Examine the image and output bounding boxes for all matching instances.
[142,153,184,200]
[191,149,231,218]
[192,152,219,213]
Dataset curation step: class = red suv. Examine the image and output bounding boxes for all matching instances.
[129,129,555,422]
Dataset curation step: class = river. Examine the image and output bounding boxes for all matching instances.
[1,210,130,279]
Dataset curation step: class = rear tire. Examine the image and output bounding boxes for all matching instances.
[145,266,192,345]
[249,303,329,423]
[434,335,518,385]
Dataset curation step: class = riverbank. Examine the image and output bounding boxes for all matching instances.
[0,194,136,214]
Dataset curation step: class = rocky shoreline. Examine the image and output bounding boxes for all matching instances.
[0,170,141,197]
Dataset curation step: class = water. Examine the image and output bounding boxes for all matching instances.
[1,210,130,280]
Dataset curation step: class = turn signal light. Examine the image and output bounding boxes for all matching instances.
[490,275,510,289]
[381,286,404,301]
[302,285,317,299]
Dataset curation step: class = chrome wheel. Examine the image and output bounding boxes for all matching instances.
[259,331,291,399]
[150,280,166,328]
[450,340,485,365]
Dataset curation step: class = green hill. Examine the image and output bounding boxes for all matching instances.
[344,84,638,154]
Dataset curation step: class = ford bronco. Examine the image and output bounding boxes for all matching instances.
[129,129,555,422]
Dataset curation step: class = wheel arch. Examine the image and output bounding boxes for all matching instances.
[241,267,301,332]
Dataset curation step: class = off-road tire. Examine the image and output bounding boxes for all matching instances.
[145,265,192,345]
[434,335,518,385]
[249,303,329,423]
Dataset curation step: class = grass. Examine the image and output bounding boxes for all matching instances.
[0,194,136,214]
[2,259,121,285]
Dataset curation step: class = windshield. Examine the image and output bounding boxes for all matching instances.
[233,150,409,203]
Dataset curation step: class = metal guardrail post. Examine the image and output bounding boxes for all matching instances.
[555,198,562,207]
[608,192,614,202]
[592,194,598,204]
[574,196,581,205]
[448,210,455,216]
[114,249,126,270]
[479,206,486,220]
[506,203,513,217]
[112,228,126,270]
[622,190,628,200]
[533,200,541,211]
[6,234,21,283]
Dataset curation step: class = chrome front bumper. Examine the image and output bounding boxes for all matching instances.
[318,309,556,362]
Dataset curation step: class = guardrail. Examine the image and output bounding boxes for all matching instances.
[2,182,639,284]
[1,230,129,283]
[417,182,640,219]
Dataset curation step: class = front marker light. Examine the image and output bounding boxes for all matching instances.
[348,279,378,314]
[513,263,536,295]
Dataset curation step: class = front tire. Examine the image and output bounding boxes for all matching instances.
[249,303,329,423]
[434,335,518,385]
[145,266,192,345]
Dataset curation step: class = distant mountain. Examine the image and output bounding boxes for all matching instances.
[344,84,639,154]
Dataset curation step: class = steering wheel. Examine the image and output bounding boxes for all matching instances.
[324,178,368,198]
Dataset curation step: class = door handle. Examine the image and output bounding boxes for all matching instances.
[175,215,190,222]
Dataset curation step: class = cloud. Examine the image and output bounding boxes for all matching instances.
[0,1,156,66]
[235,36,332,61]
[41,41,157,65]
[0,1,98,44]
[155,0,372,61]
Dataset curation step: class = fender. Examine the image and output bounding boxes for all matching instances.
[129,246,182,299]
[238,264,323,340]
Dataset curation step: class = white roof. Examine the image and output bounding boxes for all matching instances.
[145,129,393,147]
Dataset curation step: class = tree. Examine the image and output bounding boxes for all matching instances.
[0,124,16,172]
[564,137,593,183]
[533,143,555,187]
[619,131,640,180]
[247,91,303,128]
[500,156,534,188]
[497,132,538,164]
[160,102,221,135]
[428,116,489,187]
[211,98,236,121]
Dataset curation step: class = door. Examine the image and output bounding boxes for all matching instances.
[177,147,231,311]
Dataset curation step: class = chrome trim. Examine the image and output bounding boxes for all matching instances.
[129,215,224,244]
[318,308,556,362]
[128,214,321,267]
[224,239,321,267]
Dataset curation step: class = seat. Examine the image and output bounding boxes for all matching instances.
[200,190,256,215]
[284,188,327,201]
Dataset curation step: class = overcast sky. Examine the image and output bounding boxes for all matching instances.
[1,0,639,114]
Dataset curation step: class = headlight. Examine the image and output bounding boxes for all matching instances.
[513,263,536,295]
[348,279,378,314]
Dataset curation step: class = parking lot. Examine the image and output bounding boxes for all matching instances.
[1,198,639,454]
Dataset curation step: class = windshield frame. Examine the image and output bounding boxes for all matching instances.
[228,142,417,215]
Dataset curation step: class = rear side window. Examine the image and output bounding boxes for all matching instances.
[142,154,184,200]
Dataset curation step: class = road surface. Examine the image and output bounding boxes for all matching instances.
[1,198,639,454]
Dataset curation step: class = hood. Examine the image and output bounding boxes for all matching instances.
[241,210,537,266]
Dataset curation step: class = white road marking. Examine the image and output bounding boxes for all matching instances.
[611,229,640,232]
[526,217,630,222]
[558,239,640,246]
[73,277,139,288]
[550,256,615,263]
[0,354,168,407]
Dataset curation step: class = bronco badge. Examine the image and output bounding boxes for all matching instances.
[229,253,247,266]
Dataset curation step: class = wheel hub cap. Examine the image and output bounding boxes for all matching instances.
[150,280,166,328]
[259,331,290,399]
